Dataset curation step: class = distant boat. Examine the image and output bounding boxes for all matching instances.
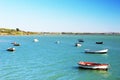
[78,39,84,42]
[13,43,20,46]
[96,41,103,44]
[56,41,60,44]
[11,42,17,44]
[85,49,108,54]
[7,47,15,51]
[75,43,82,47]
[33,39,39,42]
[11,42,20,46]
[14,43,20,46]
[78,61,108,70]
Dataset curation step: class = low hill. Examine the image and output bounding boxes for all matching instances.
[0,28,39,35]
[0,28,119,35]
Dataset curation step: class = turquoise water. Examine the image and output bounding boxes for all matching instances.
[0,35,120,80]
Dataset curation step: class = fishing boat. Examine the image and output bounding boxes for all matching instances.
[33,39,39,42]
[75,43,82,47]
[7,47,15,51]
[78,39,84,42]
[85,49,108,54]
[56,41,60,44]
[78,61,108,70]
[13,43,20,46]
[96,41,103,44]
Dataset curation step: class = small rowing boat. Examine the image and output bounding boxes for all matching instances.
[85,49,108,54]
[96,41,103,44]
[78,61,108,70]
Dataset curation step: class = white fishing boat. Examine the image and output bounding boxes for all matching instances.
[75,43,82,47]
[78,61,108,70]
[85,49,108,54]
[33,39,39,42]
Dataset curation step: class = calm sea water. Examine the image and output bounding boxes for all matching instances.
[0,35,120,80]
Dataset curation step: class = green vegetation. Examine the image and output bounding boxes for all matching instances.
[0,28,39,35]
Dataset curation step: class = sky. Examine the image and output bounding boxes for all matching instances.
[0,0,120,32]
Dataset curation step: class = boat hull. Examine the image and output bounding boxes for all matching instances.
[79,65,108,70]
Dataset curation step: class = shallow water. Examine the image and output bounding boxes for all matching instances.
[0,35,120,80]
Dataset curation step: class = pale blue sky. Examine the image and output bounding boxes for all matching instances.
[0,0,120,32]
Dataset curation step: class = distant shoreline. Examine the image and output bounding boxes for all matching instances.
[0,28,120,35]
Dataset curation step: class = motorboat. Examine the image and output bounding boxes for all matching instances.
[13,43,20,46]
[85,49,108,54]
[7,47,15,51]
[78,61,108,70]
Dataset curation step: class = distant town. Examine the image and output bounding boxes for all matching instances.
[0,28,120,35]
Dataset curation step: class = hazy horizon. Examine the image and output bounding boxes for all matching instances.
[0,0,120,32]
